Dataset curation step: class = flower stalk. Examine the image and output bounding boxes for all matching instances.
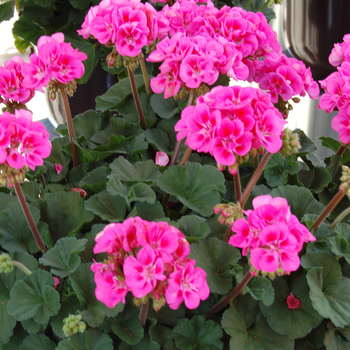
[14,181,47,254]
[139,56,151,95]
[204,271,253,318]
[127,66,148,130]
[233,169,242,203]
[139,299,149,328]
[59,86,79,168]
[12,261,32,275]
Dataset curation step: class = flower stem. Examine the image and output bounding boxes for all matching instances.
[14,182,47,254]
[139,56,151,95]
[12,261,32,275]
[257,0,269,12]
[127,67,147,130]
[233,168,242,203]
[311,190,345,230]
[180,146,192,166]
[336,143,349,156]
[139,299,149,328]
[223,225,232,243]
[239,152,272,208]
[204,271,253,318]
[331,207,350,229]
[59,86,78,168]
[243,0,254,8]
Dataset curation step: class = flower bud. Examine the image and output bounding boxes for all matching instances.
[280,128,301,158]
[340,166,350,197]
[0,254,13,274]
[214,202,243,226]
[62,314,86,337]
[106,51,116,68]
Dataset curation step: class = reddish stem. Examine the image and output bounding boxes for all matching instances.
[14,182,47,254]
[59,86,78,168]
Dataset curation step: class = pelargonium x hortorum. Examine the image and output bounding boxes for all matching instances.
[0,109,51,187]
[175,85,285,173]
[90,216,209,310]
[228,195,316,277]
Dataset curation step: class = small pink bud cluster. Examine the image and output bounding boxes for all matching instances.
[286,293,301,310]
[91,217,210,310]
[228,195,316,276]
[246,53,320,104]
[175,85,285,169]
[0,109,51,187]
[78,0,169,58]
[318,33,350,144]
[23,33,87,91]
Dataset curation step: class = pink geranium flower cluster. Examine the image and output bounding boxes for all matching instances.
[0,109,51,186]
[23,33,87,89]
[246,53,320,104]
[78,0,168,57]
[175,85,285,171]
[90,217,210,310]
[228,195,316,275]
[318,34,350,144]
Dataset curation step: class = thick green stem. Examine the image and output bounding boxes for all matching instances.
[180,146,192,166]
[332,207,350,229]
[240,152,272,208]
[12,261,32,275]
[243,0,254,8]
[14,182,47,254]
[128,67,147,130]
[59,86,78,167]
[336,143,349,156]
[311,190,345,230]
[204,271,253,318]
[139,299,149,328]
[139,56,151,95]
[257,0,269,12]
[233,168,242,203]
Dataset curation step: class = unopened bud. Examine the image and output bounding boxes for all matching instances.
[62,314,86,337]
[152,295,165,312]
[340,166,350,197]
[106,51,116,68]
[49,91,57,101]
[280,128,301,158]
[0,254,13,274]
[292,97,300,103]
[214,202,243,226]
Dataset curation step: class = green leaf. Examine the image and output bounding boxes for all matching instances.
[189,238,240,294]
[69,263,124,327]
[269,186,324,219]
[109,301,144,345]
[79,166,110,193]
[0,193,17,210]
[19,334,56,350]
[319,136,340,153]
[264,154,300,187]
[0,1,15,22]
[0,279,16,345]
[301,253,350,327]
[150,94,180,119]
[149,324,172,347]
[120,334,160,350]
[324,322,350,350]
[56,329,113,350]
[294,129,318,157]
[32,0,55,7]
[177,215,210,243]
[157,163,225,217]
[69,0,90,10]
[85,190,127,222]
[96,75,144,112]
[0,202,47,254]
[172,315,222,350]
[221,295,294,350]
[35,191,94,243]
[298,167,331,194]
[259,276,323,339]
[133,201,166,221]
[12,15,43,51]
[246,277,274,307]
[7,270,60,325]
[39,237,88,277]
[144,129,172,153]
[110,157,161,184]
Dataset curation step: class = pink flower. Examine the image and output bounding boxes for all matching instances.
[286,293,301,309]
[53,277,60,290]
[71,188,87,198]
[124,245,166,298]
[165,259,210,310]
[55,163,62,174]
[155,151,169,166]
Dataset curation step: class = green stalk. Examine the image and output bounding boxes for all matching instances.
[179,146,192,166]
[14,182,47,254]
[127,67,148,130]
[139,299,149,328]
[12,261,32,275]
[331,207,350,229]
[139,56,151,95]
[204,271,253,318]
[233,168,242,203]
[311,190,345,230]
[336,142,349,156]
[257,1,269,12]
[59,86,78,168]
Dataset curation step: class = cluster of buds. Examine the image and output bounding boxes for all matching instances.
[47,80,77,100]
[0,253,13,274]
[214,202,243,226]
[123,56,140,71]
[0,164,26,187]
[62,314,86,337]
[280,128,301,158]
[274,96,300,119]
[340,165,350,197]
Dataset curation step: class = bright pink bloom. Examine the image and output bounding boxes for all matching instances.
[165,259,210,310]
[124,245,166,298]
[55,163,62,174]
[53,277,60,290]
[331,105,350,144]
[71,188,87,198]
[287,293,301,309]
[155,151,169,166]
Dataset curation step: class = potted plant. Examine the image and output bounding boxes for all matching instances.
[0,0,350,349]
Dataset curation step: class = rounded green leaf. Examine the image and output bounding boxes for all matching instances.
[0,279,16,345]
[19,334,56,350]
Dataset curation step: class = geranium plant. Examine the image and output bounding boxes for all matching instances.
[1,0,350,349]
